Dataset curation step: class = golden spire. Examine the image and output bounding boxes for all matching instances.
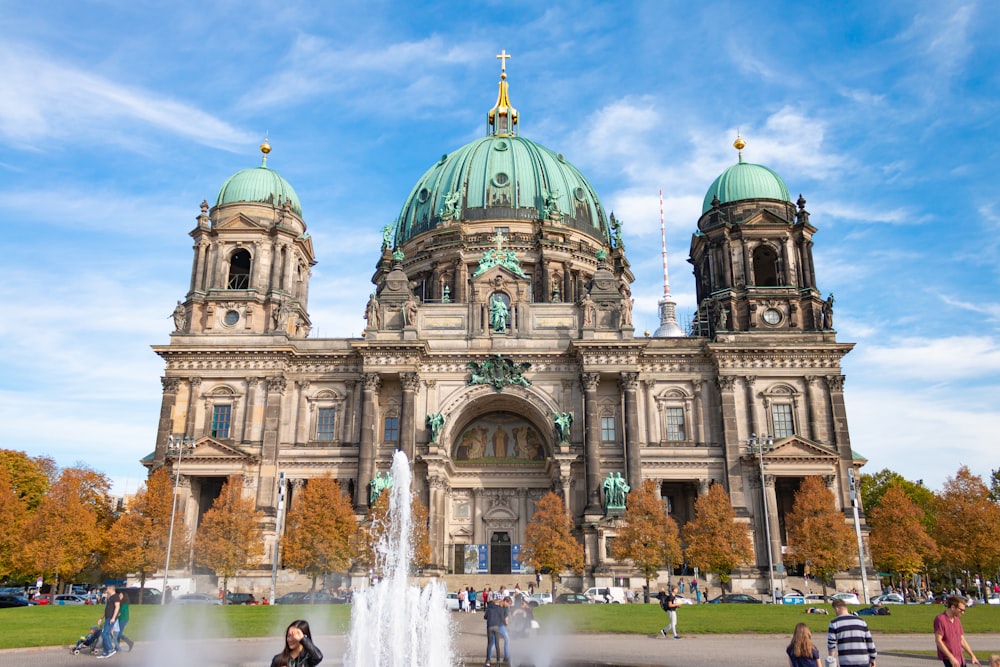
[733,132,745,163]
[488,49,518,136]
[260,132,271,167]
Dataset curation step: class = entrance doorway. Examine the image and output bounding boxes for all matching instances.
[490,532,511,574]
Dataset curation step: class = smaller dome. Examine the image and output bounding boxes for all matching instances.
[216,155,302,216]
[702,158,791,214]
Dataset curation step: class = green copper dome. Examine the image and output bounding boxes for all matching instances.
[702,157,791,214]
[394,134,609,246]
[216,152,302,216]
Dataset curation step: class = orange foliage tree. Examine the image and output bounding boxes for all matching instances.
[0,465,29,579]
[521,492,584,594]
[868,484,937,586]
[610,479,681,594]
[105,468,185,592]
[356,487,432,578]
[282,474,357,596]
[193,476,263,598]
[20,466,111,593]
[0,449,55,511]
[932,466,1000,582]
[784,475,855,593]
[683,483,752,595]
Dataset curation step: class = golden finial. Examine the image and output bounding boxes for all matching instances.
[733,132,745,162]
[488,50,518,136]
[260,132,271,166]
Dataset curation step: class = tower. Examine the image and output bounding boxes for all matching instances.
[653,188,685,338]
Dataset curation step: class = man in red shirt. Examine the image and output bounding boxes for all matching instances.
[934,596,980,666]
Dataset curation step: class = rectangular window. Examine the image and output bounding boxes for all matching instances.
[664,407,686,441]
[316,408,336,441]
[772,404,794,438]
[600,416,616,442]
[383,416,400,442]
[211,405,231,439]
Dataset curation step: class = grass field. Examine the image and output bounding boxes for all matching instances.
[0,602,997,651]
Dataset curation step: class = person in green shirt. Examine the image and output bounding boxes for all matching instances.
[114,589,134,652]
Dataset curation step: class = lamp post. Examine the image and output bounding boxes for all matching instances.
[162,435,195,605]
[747,433,776,604]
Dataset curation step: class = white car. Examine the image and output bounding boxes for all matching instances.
[527,592,552,607]
[872,593,905,605]
[445,592,461,611]
[829,592,861,605]
[51,594,89,606]
[674,595,694,605]
[986,593,999,606]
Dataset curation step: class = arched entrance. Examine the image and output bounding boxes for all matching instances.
[490,532,512,574]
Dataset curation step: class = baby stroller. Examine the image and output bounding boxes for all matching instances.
[72,619,103,655]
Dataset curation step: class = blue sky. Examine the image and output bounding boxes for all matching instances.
[1,1,998,497]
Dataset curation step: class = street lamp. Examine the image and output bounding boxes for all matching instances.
[747,433,776,604]
[162,435,195,605]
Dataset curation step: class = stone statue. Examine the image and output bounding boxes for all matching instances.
[442,190,462,220]
[717,306,728,331]
[553,412,573,443]
[613,472,630,507]
[490,294,509,333]
[369,471,393,505]
[542,189,561,221]
[364,293,382,330]
[551,284,561,303]
[602,471,630,511]
[171,301,187,332]
[822,293,835,330]
[580,293,596,327]
[426,412,445,444]
[403,297,418,327]
[442,285,451,303]
[381,224,393,251]
[275,300,290,331]
[619,297,633,328]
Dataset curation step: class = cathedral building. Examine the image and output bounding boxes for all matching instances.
[148,57,871,594]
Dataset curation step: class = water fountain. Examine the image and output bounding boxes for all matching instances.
[344,450,454,666]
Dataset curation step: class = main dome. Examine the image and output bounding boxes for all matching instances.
[702,156,791,214]
[394,135,610,246]
[215,144,302,216]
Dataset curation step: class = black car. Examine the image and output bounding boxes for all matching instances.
[554,593,591,604]
[707,593,762,604]
[226,592,256,605]
[0,594,34,608]
[120,587,163,605]
[274,592,309,605]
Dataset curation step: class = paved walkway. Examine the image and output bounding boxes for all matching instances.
[4,612,998,667]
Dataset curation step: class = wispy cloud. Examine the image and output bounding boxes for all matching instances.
[853,335,1000,382]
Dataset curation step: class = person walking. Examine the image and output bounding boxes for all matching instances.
[787,622,821,667]
[934,595,980,666]
[97,585,121,659]
[484,596,509,665]
[114,589,134,652]
[827,597,877,666]
[271,619,323,667]
[659,585,681,640]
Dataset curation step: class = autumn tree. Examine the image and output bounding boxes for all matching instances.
[784,475,855,594]
[521,492,584,595]
[860,468,936,532]
[683,483,753,596]
[193,476,264,598]
[0,449,56,510]
[0,466,29,579]
[609,480,681,594]
[20,466,111,593]
[932,466,1000,583]
[989,468,1000,505]
[356,487,432,579]
[283,475,357,597]
[104,468,185,592]
[868,485,937,587]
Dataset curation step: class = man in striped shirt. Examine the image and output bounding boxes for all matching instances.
[827,597,877,666]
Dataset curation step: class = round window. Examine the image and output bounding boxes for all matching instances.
[574,187,587,201]
[417,188,430,203]
[494,140,509,151]
[762,308,781,325]
[492,172,510,187]
[224,310,240,326]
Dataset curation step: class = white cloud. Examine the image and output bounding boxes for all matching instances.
[821,200,930,225]
[853,335,1000,382]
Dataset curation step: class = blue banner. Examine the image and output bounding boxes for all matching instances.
[511,544,522,573]
[478,544,488,573]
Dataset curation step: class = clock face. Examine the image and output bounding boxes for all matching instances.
[762,308,781,325]
[224,310,240,326]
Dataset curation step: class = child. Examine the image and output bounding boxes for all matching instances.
[786,622,821,667]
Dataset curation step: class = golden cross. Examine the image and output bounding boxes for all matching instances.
[496,49,511,74]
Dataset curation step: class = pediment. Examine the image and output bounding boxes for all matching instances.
[741,207,792,227]
[213,212,268,232]
[766,435,837,459]
[189,437,257,461]
[473,264,530,285]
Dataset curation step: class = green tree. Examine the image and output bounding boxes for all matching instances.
[104,468,185,593]
[683,483,753,596]
[784,476,855,594]
[282,474,356,599]
[988,468,1000,504]
[521,492,584,595]
[609,480,681,595]
[859,468,936,532]
[0,449,56,510]
[868,485,937,588]
[193,476,263,599]
[932,466,1000,582]
[20,466,111,593]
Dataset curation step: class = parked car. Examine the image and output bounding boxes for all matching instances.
[987,593,999,606]
[527,592,552,607]
[584,586,627,604]
[274,592,309,605]
[173,593,222,605]
[673,595,694,605]
[829,592,861,605]
[0,594,34,608]
[707,593,762,604]
[32,594,54,605]
[445,592,461,611]
[51,594,90,606]
[554,593,592,604]
[120,587,162,605]
[872,593,905,605]
[226,592,256,605]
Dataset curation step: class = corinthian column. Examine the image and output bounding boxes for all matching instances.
[357,373,381,509]
[581,372,602,514]
[620,372,641,489]
[400,372,419,460]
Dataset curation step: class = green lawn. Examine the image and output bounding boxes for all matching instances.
[1,602,998,651]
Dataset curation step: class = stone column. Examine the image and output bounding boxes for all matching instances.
[826,375,854,505]
[347,379,361,443]
[294,380,310,444]
[185,377,201,436]
[283,248,296,294]
[256,376,286,509]
[400,372,420,460]
[581,372,602,514]
[643,380,657,444]
[717,376,747,509]
[542,260,551,302]
[154,378,181,465]
[620,372,641,489]
[743,376,758,436]
[692,380,706,445]
[473,488,484,544]
[764,475,782,572]
[428,474,448,568]
[357,373,381,509]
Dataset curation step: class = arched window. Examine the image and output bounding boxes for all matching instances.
[227,249,251,289]
[752,245,779,287]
